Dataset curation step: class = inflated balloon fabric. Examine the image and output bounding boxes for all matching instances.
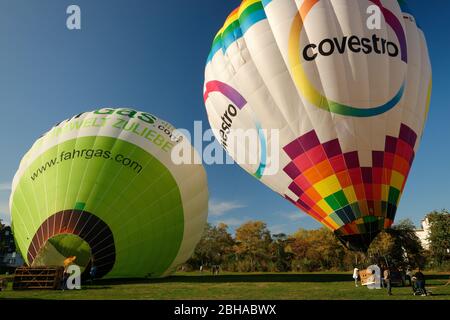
[10,108,208,278]
[204,0,431,251]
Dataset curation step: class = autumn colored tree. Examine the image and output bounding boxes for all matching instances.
[312,228,347,270]
[288,228,347,271]
[188,223,235,269]
[372,232,393,255]
[270,233,293,272]
[234,221,272,272]
[186,217,430,272]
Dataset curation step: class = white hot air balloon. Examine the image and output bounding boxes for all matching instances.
[204,0,431,251]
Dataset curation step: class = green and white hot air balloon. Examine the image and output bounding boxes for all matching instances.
[10,108,208,279]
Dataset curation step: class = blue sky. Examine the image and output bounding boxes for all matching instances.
[0,0,448,235]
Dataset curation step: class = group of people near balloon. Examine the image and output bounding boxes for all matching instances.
[353,266,429,296]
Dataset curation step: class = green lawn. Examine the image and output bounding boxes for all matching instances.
[0,272,449,300]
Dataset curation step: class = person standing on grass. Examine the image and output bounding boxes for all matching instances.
[383,267,392,296]
[353,267,360,287]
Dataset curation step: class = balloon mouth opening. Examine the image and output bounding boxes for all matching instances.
[335,230,381,253]
[31,233,92,272]
[27,209,116,279]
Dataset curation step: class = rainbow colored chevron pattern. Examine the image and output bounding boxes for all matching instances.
[283,123,417,247]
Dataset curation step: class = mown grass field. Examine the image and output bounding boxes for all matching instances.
[0,272,449,300]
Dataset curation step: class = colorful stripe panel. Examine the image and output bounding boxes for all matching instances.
[207,0,267,63]
[207,0,413,63]
[283,123,417,237]
[204,80,247,109]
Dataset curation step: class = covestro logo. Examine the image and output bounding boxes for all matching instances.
[289,0,408,117]
[302,34,400,61]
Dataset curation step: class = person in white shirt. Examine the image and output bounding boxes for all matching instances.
[353,267,360,287]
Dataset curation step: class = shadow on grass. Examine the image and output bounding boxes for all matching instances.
[94,273,355,285]
[91,273,450,286]
[0,297,44,301]
[78,286,112,290]
[0,286,114,300]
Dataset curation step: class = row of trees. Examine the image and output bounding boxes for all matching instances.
[185,210,450,272]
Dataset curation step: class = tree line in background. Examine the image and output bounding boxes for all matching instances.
[184,210,450,273]
[0,221,6,254]
[1,211,449,273]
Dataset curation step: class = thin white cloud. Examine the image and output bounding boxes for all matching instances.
[283,211,308,221]
[209,199,246,217]
[0,182,11,192]
[260,212,309,235]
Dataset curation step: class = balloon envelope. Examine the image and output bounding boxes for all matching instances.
[10,108,208,278]
[204,0,431,251]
